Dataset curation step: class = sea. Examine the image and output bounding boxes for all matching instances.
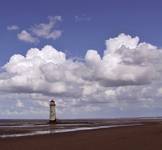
[0,118,161,138]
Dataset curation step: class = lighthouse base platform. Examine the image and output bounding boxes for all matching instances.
[49,119,57,124]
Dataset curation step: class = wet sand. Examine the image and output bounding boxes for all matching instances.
[0,121,162,150]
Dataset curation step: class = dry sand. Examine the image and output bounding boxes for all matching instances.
[0,122,162,150]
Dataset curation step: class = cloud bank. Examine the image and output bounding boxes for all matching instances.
[1,33,162,118]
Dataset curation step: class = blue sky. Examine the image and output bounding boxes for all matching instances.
[1,0,162,65]
[1,0,162,119]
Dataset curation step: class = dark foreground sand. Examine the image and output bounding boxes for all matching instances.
[1,122,162,150]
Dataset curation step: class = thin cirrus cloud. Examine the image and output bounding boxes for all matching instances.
[1,33,162,117]
[74,15,91,22]
[16,16,62,43]
[7,25,19,31]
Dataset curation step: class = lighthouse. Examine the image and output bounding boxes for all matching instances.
[49,99,56,124]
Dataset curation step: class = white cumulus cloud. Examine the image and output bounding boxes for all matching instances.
[16,99,24,108]
[1,33,162,118]
[31,16,62,40]
[17,30,38,43]
[1,33,162,94]
[17,16,62,43]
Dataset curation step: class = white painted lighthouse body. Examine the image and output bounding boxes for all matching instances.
[49,100,56,123]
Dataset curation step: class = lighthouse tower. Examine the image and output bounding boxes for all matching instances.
[49,99,56,124]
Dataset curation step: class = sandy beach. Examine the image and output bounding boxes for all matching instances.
[0,121,162,150]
